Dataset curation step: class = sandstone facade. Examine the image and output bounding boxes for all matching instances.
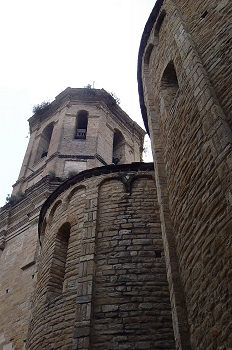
[0,176,63,350]
[13,88,144,196]
[138,0,232,349]
[1,0,231,349]
[0,89,146,350]
[26,163,175,350]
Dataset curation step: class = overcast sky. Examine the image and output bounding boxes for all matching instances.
[0,0,155,207]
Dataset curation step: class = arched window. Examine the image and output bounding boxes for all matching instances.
[112,130,125,164]
[76,110,88,139]
[48,222,71,299]
[35,123,54,163]
[161,61,179,113]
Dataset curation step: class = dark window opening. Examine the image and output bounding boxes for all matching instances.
[200,11,208,19]
[76,110,88,139]
[41,150,48,158]
[35,123,54,163]
[112,130,125,164]
[48,222,71,299]
[155,250,162,258]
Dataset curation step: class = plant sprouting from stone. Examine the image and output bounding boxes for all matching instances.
[109,92,120,105]
[84,84,92,89]
[48,170,56,179]
[5,191,24,205]
[67,171,78,178]
[33,101,51,115]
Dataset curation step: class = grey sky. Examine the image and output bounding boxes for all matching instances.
[0,0,155,206]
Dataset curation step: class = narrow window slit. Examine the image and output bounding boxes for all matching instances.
[201,11,208,19]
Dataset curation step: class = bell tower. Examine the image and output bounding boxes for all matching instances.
[0,87,146,350]
[12,87,145,196]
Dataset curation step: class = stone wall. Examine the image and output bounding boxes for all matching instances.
[1,88,146,350]
[178,0,232,128]
[0,176,63,350]
[26,163,175,350]
[138,0,232,349]
[13,89,145,197]
[92,176,174,349]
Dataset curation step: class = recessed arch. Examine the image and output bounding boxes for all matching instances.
[154,10,166,37]
[35,122,54,163]
[48,222,71,300]
[144,43,154,67]
[48,200,62,225]
[98,176,124,192]
[160,61,179,113]
[130,174,154,191]
[66,185,86,205]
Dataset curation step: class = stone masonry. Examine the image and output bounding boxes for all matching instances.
[1,0,232,349]
[0,89,146,350]
[138,0,232,349]
[26,163,175,350]
[0,176,63,350]
[13,88,144,196]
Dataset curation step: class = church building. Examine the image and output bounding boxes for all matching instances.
[0,0,231,349]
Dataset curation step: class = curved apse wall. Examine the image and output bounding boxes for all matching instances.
[26,164,175,350]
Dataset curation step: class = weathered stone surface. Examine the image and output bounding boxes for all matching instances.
[0,89,145,350]
[138,0,232,349]
[25,167,174,350]
[1,0,231,348]
[91,176,175,349]
[0,176,63,350]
